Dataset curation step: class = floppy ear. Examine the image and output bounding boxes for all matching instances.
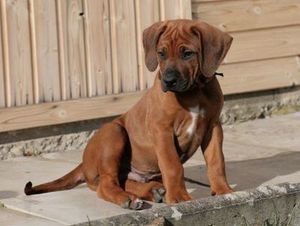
[142,21,166,72]
[191,21,233,77]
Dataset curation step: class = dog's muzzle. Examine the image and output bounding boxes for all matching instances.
[161,69,189,93]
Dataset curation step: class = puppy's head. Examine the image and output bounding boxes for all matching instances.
[143,19,233,93]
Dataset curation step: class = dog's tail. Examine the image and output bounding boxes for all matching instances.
[24,163,85,195]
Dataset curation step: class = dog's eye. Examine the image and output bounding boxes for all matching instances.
[182,51,195,60]
[157,51,166,60]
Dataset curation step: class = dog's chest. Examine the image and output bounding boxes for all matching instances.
[185,106,205,136]
[175,106,207,157]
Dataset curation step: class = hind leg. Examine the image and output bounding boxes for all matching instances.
[124,179,165,203]
[85,122,143,209]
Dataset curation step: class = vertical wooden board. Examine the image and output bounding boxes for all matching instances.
[162,0,191,20]
[135,0,160,89]
[56,0,70,100]
[0,0,11,107]
[193,0,222,2]
[5,0,33,106]
[109,0,119,94]
[83,0,112,96]
[29,0,40,104]
[56,0,67,101]
[110,0,138,93]
[181,0,192,19]
[161,0,181,20]
[60,0,87,99]
[34,0,60,102]
[0,13,5,108]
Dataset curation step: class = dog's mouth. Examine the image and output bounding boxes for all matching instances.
[161,77,191,93]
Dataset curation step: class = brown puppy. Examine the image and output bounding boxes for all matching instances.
[25,19,233,210]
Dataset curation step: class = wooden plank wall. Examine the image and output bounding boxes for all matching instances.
[1,0,300,132]
[0,0,191,109]
[0,0,191,132]
[192,0,300,94]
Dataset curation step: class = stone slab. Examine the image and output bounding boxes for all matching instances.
[0,157,78,199]
[0,155,164,225]
[224,112,300,151]
[0,207,62,226]
[1,189,164,225]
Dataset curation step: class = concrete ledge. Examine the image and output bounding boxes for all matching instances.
[75,183,300,226]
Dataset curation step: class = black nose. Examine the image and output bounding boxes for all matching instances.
[163,69,179,87]
[164,76,177,87]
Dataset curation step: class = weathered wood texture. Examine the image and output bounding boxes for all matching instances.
[219,56,300,94]
[0,91,146,132]
[83,0,112,96]
[226,25,300,64]
[35,0,61,102]
[193,0,300,93]
[5,0,34,107]
[135,0,160,89]
[0,0,191,108]
[0,0,191,131]
[1,0,300,132]
[193,0,300,32]
[0,1,5,107]
[0,0,10,107]
[60,0,87,100]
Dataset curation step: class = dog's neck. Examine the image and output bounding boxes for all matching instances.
[198,71,223,85]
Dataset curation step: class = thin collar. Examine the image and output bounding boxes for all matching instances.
[199,71,224,84]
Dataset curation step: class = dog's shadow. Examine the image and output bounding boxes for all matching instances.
[184,151,300,199]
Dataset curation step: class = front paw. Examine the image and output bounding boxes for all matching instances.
[164,189,192,204]
[121,197,144,210]
[151,187,166,203]
[211,187,234,196]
